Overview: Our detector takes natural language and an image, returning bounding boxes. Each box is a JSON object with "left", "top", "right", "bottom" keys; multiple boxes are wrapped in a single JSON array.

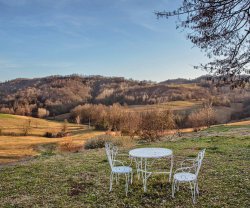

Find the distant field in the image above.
[
  {"left": 1, "top": 112, "right": 249, "bottom": 165},
  {"left": 0, "top": 113, "right": 83, "bottom": 136},
  {"left": 128, "top": 100, "right": 202, "bottom": 112},
  {"left": 167, "top": 83, "right": 201, "bottom": 89},
  {"left": 0, "top": 114, "right": 104, "bottom": 164}
]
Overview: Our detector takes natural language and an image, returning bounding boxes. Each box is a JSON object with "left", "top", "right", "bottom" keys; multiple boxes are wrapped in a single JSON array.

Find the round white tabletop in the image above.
[{"left": 129, "top": 148, "right": 172, "bottom": 159}]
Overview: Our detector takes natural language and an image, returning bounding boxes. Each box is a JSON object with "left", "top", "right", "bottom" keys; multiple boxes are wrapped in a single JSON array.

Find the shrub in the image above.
[
  {"left": 84, "top": 134, "right": 135, "bottom": 150},
  {"left": 187, "top": 104, "right": 216, "bottom": 128},
  {"left": 84, "top": 135, "right": 112, "bottom": 149},
  {"left": 174, "top": 113, "right": 189, "bottom": 129},
  {"left": 57, "top": 131, "right": 69, "bottom": 138},
  {"left": 120, "top": 112, "right": 140, "bottom": 138},
  {"left": 59, "top": 140, "right": 83, "bottom": 153},
  {"left": 62, "top": 119, "right": 69, "bottom": 133},
  {"left": 44, "top": 132, "right": 55, "bottom": 138},
  {"left": 139, "top": 111, "right": 162, "bottom": 141},
  {"left": 0, "top": 107, "right": 14, "bottom": 114},
  {"left": 139, "top": 110, "right": 175, "bottom": 142},
  {"left": 37, "top": 108, "right": 49, "bottom": 118},
  {"left": 44, "top": 131, "right": 69, "bottom": 138},
  {"left": 210, "top": 96, "right": 230, "bottom": 107}
]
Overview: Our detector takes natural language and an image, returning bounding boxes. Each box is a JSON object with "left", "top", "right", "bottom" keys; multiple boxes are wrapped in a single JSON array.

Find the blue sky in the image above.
[{"left": 0, "top": 0, "right": 208, "bottom": 82}]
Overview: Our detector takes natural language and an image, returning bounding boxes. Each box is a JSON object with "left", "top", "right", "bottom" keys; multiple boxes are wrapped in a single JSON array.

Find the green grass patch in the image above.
[
  {"left": 204, "top": 124, "right": 250, "bottom": 133},
  {"left": 0, "top": 113, "right": 15, "bottom": 119}
]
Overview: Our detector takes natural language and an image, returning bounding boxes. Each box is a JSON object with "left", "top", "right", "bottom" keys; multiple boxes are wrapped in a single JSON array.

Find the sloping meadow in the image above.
[{"left": 0, "top": 132, "right": 249, "bottom": 207}]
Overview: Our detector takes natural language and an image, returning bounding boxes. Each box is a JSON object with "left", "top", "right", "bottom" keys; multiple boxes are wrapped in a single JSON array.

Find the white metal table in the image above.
[{"left": 129, "top": 147, "right": 173, "bottom": 192}]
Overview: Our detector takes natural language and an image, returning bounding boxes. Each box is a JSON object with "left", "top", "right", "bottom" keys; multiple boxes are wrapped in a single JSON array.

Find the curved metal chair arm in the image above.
[
  {"left": 175, "top": 165, "right": 195, "bottom": 174},
  {"left": 181, "top": 158, "right": 196, "bottom": 169},
  {"left": 117, "top": 153, "right": 130, "bottom": 159},
  {"left": 113, "top": 159, "right": 125, "bottom": 166},
  {"left": 116, "top": 153, "right": 133, "bottom": 166},
  {"left": 118, "top": 153, "right": 129, "bottom": 156}
]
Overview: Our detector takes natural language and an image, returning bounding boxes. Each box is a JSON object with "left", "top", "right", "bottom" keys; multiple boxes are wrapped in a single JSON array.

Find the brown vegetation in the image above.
[
  {"left": 84, "top": 135, "right": 135, "bottom": 149},
  {"left": 58, "top": 140, "right": 83, "bottom": 153},
  {"left": 0, "top": 75, "right": 216, "bottom": 117},
  {"left": 187, "top": 104, "right": 216, "bottom": 129},
  {"left": 71, "top": 104, "right": 176, "bottom": 141},
  {"left": 0, "top": 114, "right": 104, "bottom": 164},
  {"left": 1, "top": 75, "right": 250, "bottom": 123}
]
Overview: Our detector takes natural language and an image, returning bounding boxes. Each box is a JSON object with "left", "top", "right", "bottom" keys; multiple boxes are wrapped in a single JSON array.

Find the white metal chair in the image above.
[
  {"left": 105, "top": 142, "right": 133, "bottom": 196},
  {"left": 172, "top": 149, "right": 206, "bottom": 204}
]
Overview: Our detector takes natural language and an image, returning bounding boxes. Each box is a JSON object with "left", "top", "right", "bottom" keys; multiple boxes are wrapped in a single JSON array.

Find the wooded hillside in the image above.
[{"left": 0, "top": 75, "right": 249, "bottom": 117}]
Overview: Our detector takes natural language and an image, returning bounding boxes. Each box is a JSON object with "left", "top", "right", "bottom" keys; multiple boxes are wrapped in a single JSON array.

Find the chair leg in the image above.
[
  {"left": 127, "top": 173, "right": 130, "bottom": 186},
  {"left": 172, "top": 179, "right": 176, "bottom": 198},
  {"left": 115, "top": 174, "right": 118, "bottom": 184},
  {"left": 196, "top": 182, "right": 199, "bottom": 196},
  {"left": 125, "top": 173, "right": 129, "bottom": 196},
  {"left": 193, "top": 182, "right": 196, "bottom": 204},
  {"left": 190, "top": 182, "right": 196, "bottom": 204},
  {"left": 110, "top": 172, "right": 113, "bottom": 192},
  {"left": 131, "top": 170, "right": 133, "bottom": 184},
  {"left": 177, "top": 181, "right": 179, "bottom": 191}
]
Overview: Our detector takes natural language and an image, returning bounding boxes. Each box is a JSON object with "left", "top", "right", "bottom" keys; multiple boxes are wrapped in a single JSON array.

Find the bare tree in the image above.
[
  {"left": 62, "top": 119, "right": 69, "bottom": 133},
  {"left": 187, "top": 103, "right": 216, "bottom": 129},
  {"left": 75, "top": 115, "right": 81, "bottom": 125},
  {"left": 120, "top": 111, "right": 141, "bottom": 138},
  {"left": 156, "top": 0, "right": 250, "bottom": 87},
  {"left": 22, "top": 119, "right": 32, "bottom": 136}
]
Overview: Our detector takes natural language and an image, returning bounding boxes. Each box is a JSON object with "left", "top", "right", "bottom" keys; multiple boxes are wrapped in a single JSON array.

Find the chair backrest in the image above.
[
  {"left": 105, "top": 142, "right": 118, "bottom": 169},
  {"left": 194, "top": 149, "right": 206, "bottom": 177}
]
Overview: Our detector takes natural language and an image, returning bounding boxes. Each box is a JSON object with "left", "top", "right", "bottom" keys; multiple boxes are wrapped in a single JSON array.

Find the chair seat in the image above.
[
  {"left": 174, "top": 172, "right": 197, "bottom": 182},
  {"left": 112, "top": 166, "right": 132, "bottom": 173}
]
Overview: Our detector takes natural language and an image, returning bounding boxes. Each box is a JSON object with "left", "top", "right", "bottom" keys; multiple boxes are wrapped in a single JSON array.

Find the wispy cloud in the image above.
[{"left": 0, "top": 58, "right": 21, "bottom": 69}]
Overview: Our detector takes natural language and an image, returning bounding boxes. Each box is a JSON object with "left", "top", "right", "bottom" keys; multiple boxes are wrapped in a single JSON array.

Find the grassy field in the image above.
[
  {"left": 128, "top": 100, "right": 202, "bottom": 112},
  {"left": 1, "top": 113, "right": 250, "bottom": 165},
  {"left": 0, "top": 124, "right": 249, "bottom": 207},
  {"left": 0, "top": 114, "right": 104, "bottom": 164}
]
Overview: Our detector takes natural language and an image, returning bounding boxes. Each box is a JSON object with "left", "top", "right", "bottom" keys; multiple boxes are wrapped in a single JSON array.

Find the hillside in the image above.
[
  {"left": 0, "top": 75, "right": 250, "bottom": 121},
  {"left": 0, "top": 75, "right": 211, "bottom": 116},
  {"left": 0, "top": 114, "right": 104, "bottom": 164}
]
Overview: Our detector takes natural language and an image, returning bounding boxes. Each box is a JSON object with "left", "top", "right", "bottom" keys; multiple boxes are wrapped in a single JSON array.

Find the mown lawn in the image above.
[{"left": 0, "top": 134, "right": 249, "bottom": 207}]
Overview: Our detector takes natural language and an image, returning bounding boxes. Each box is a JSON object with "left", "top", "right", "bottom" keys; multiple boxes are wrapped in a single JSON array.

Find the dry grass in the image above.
[
  {"left": 58, "top": 140, "right": 83, "bottom": 153},
  {"left": 128, "top": 100, "right": 202, "bottom": 112},
  {"left": 0, "top": 132, "right": 104, "bottom": 164},
  {"left": 0, "top": 114, "right": 83, "bottom": 136},
  {"left": 1, "top": 113, "right": 249, "bottom": 165},
  {"left": 168, "top": 83, "right": 201, "bottom": 89},
  {"left": 0, "top": 114, "right": 104, "bottom": 164},
  {"left": 226, "top": 120, "right": 250, "bottom": 126}
]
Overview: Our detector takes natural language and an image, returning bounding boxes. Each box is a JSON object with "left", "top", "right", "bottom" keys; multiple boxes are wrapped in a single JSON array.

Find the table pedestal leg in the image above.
[
  {"left": 143, "top": 158, "right": 147, "bottom": 192},
  {"left": 169, "top": 155, "right": 173, "bottom": 182}
]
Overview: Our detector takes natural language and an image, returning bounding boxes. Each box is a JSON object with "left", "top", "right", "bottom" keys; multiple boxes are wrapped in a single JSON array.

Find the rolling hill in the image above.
[
  {"left": 0, "top": 75, "right": 211, "bottom": 116},
  {"left": 0, "top": 75, "right": 249, "bottom": 122}
]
